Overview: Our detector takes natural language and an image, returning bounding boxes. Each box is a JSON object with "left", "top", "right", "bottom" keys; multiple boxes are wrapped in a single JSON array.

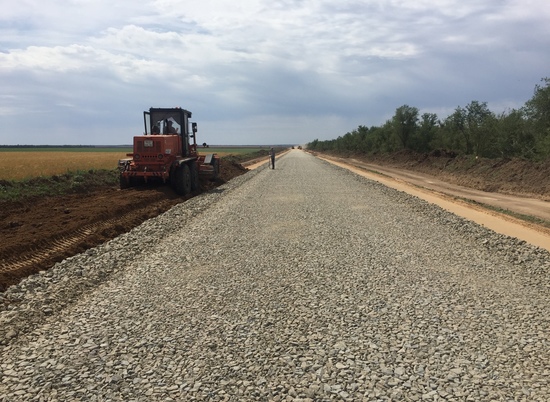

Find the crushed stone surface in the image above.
[{"left": 1, "top": 150, "right": 549, "bottom": 401}]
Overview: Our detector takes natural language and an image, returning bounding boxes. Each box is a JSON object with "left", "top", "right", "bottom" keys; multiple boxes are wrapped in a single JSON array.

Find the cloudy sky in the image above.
[{"left": 1, "top": 0, "right": 549, "bottom": 146}]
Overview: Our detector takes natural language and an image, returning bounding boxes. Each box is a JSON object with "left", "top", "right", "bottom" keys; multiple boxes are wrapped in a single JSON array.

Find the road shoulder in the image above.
[{"left": 317, "top": 154, "right": 550, "bottom": 252}]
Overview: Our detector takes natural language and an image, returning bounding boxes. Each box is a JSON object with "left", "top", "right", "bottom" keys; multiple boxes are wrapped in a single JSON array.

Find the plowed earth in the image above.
[{"left": 0, "top": 160, "right": 249, "bottom": 290}]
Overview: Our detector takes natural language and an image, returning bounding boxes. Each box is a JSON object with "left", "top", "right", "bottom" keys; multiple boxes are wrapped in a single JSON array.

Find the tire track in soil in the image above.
[
  {"left": 0, "top": 160, "right": 248, "bottom": 291},
  {"left": 0, "top": 196, "right": 184, "bottom": 291},
  {"left": 1, "top": 205, "right": 160, "bottom": 277}
]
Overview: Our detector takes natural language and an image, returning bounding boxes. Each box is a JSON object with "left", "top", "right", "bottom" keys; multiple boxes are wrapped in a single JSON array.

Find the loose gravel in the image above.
[{"left": 1, "top": 150, "right": 549, "bottom": 401}]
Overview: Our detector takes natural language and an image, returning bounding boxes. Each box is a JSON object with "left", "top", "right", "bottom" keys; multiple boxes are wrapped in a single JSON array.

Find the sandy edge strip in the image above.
[{"left": 316, "top": 156, "right": 550, "bottom": 252}]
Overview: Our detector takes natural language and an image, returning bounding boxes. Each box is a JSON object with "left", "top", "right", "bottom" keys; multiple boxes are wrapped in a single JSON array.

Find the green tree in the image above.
[
  {"left": 443, "top": 102, "right": 494, "bottom": 156},
  {"left": 465, "top": 100, "right": 495, "bottom": 157},
  {"left": 392, "top": 105, "right": 419, "bottom": 149},
  {"left": 446, "top": 107, "right": 469, "bottom": 154},
  {"left": 524, "top": 77, "right": 550, "bottom": 158},
  {"left": 307, "top": 77, "right": 550, "bottom": 160},
  {"left": 308, "top": 139, "right": 319, "bottom": 150},
  {"left": 495, "top": 109, "right": 534, "bottom": 158},
  {"left": 355, "top": 125, "right": 370, "bottom": 153},
  {"left": 413, "top": 113, "right": 438, "bottom": 153}
]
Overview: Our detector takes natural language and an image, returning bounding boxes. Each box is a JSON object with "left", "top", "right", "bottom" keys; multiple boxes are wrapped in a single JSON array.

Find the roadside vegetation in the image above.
[
  {"left": 308, "top": 77, "right": 550, "bottom": 161},
  {"left": 219, "top": 147, "right": 286, "bottom": 164},
  {"left": 0, "top": 169, "right": 119, "bottom": 202},
  {"left": 198, "top": 147, "right": 268, "bottom": 155},
  {"left": 0, "top": 147, "right": 273, "bottom": 202}
]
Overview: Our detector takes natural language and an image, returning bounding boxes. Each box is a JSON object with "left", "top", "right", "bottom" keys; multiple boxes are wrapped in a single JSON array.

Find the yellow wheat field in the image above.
[
  {"left": 0, "top": 150, "right": 234, "bottom": 181},
  {"left": 0, "top": 152, "right": 130, "bottom": 180}
]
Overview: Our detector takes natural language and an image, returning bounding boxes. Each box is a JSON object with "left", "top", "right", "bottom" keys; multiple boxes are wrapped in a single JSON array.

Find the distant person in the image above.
[
  {"left": 269, "top": 147, "right": 275, "bottom": 169},
  {"left": 152, "top": 125, "right": 160, "bottom": 134},
  {"left": 167, "top": 120, "right": 177, "bottom": 134},
  {"left": 162, "top": 120, "right": 177, "bottom": 134}
]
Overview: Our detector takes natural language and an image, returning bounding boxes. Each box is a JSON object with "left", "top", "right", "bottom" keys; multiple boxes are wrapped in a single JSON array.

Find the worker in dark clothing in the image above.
[
  {"left": 166, "top": 120, "right": 177, "bottom": 134},
  {"left": 269, "top": 147, "right": 275, "bottom": 169},
  {"left": 162, "top": 120, "right": 178, "bottom": 134}
]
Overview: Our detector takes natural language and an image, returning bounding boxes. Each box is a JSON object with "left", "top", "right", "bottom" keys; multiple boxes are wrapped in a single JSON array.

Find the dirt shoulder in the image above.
[
  {"left": 0, "top": 160, "right": 248, "bottom": 291},
  {"left": 319, "top": 153, "right": 550, "bottom": 221},
  {"left": 345, "top": 150, "right": 550, "bottom": 201},
  {"left": 313, "top": 151, "right": 550, "bottom": 251}
]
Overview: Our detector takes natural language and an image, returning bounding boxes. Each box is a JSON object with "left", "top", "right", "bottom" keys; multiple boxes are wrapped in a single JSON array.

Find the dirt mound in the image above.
[
  {"left": 346, "top": 150, "right": 550, "bottom": 201},
  {"left": 0, "top": 160, "right": 248, "bottom": 291}
]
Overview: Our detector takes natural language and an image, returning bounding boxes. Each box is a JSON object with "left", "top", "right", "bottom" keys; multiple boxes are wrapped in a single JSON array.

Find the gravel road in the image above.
[{"left": 1, "top": 150, "right": 549, "bottom": 401}]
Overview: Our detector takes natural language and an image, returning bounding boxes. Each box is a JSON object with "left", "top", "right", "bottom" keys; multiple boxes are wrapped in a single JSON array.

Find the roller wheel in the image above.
[
  {"left": 190, "top": 162, "right": 200, "bottom": 191},
  {"left": 212, "top": 158, "right": 220, "bottom": 180},
  {"left": 174, "top": 164, "right": 191, "bottom": 195},
  {"left": 120, "top": 175, "right": 131, "bottom": 190}
]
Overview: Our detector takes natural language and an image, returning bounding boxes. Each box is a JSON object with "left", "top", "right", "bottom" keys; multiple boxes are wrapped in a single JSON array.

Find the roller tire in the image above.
[
  {"left": 212, "top": 158, "right": 220, "bottom": 180},
  {"left": 174, "top": 164, "right": 191, "bottom": 195},
  {"left": 120, "top": 175, "right": 132, "bottom": 190},
  {"left": 190, "top": 162, "right": 200, "bottom": 191}
]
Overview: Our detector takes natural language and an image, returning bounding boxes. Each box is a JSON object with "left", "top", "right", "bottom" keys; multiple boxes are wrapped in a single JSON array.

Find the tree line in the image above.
[{"left": 308, "top": 78, "right": 550, "bottom": 160}]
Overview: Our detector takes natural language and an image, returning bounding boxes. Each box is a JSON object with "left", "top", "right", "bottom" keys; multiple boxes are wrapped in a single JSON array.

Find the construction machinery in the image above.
[{"left": 118, "top": 107, "right": 220, "bottom": 195}]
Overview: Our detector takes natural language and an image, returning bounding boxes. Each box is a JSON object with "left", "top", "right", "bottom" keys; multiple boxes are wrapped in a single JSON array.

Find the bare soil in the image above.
[
  {"left": 348, "top": 150, "right": 550, "bottom": 201},
  {"left": 0, "top": 160, "right": 249, "bottom": 290},
  {"left": 315, "top": 151, "right": 550, "bottom": 222}
]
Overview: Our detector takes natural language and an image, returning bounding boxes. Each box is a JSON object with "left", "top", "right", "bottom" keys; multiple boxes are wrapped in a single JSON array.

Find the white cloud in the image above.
[{"left": 0, "top": 0, "right": 549, "bottom": 145}]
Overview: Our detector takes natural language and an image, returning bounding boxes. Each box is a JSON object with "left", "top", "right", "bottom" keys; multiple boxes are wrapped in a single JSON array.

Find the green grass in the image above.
[
  {"left": 0, "top": 169, "right": 120, "bottom": 202},
  {"left": 199, "top": 147, "right": 267, "bottom": 154}
]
